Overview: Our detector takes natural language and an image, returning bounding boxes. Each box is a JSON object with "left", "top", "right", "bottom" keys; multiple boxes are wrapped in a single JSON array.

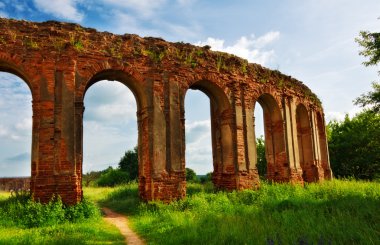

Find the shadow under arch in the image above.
[
  {"left": 0, "top": 62, "right": 35, "bottom": 186},
  {"left": 296, "top": 103, "right": 317, "bottom": 182},
  {"left": 186, "top": 80, "right": 236, "bottom": 189},
  {"left": 254, "top": 93, "right": 289, "bottom": 182}
]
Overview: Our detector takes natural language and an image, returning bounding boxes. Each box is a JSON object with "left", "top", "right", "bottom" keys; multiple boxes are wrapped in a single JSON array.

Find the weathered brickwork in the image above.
[
  {"left": 0, "top": 177, "right": 30, "bottom": 191},
  {"left": 0, "top": 18, "right": 332, "bottom": 205}
]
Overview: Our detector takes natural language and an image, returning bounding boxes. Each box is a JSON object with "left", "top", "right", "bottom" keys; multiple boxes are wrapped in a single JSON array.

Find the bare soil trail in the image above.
[{"left": 102, "top": 207, "right": 145, "bottom": 245}]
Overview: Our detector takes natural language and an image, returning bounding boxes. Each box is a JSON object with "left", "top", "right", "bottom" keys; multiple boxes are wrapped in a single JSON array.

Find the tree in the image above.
[
  {"left": 355, "top": 30, "right": 380, "bottom": 113},
  {"left": 82, "top": 171, "right": 102, "bottom": 187},
  {"left": 328, "top": 111, "right": 380, "bottom": 180},
  {"left": 119, "top": 146, "right": 138, "bottom": 181},
  {"left": 256, "top": 136, "right": 267, "bottom": 178},
  {"left": 356, "top": 31, "right": 380, "bottom": 68},
  {"left": 199, "top": 172, "right": 212, "bottom": 183},
  {"left": 185, "top": 168, "right": 198, "bottom": 182},
  {"left": 354, "top": 82, "right": 380, "bottom": 113}
]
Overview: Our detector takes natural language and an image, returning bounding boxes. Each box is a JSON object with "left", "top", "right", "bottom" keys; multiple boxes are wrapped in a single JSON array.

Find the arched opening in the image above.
[
  {"left": 185, "top": 80, "right": 234, "bottom": 189},
  {"left": 254, "top": 104, "right": 266, "bottom": 178},
  {"left": 296, "top": 104, "right": 315, "bottom": 182},
  {"left": 254, "top": 94, "right": 288, "bottom": 182},
  {"left": 184, "top": 90, "right": 212, "bottom": 182},
  {"left": 317, "top": 112, "right": 331, "bottom": 179},
  {"left": 0, "top": 70, "right": 32, "bottom": 190},
  {"left": 81, "top": 70, "right": 145, "bottom": 192}
]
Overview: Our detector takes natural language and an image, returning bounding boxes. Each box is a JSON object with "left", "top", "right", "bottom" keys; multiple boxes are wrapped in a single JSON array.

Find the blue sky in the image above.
[{"left": 0, "top": 0, "right": 379, "bottom": 176}]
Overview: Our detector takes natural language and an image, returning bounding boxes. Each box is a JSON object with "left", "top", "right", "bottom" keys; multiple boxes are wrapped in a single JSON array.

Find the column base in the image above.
[{"left": 31, "top": 175, "right": 82, "bottom": 205}]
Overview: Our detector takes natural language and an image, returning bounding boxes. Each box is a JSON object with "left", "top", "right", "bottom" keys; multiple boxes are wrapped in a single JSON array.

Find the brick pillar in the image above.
[
  {"left": 310, "top": 110, "right": 327, "bottom": 181},
  {"left": 139, "top": 75, "right": 185, "bottom": 202},
  {"left": 317, "top": 113, "right": 332, "bottom": 179},
  {"left": 232, "top": 84, "right": 260, "bottom": 189},
  {"left": 283, "top": 97, "right": 303, "bottom": 183},
  {"left": 32, "top": 68, "right": 81, "bottom": 205},
  {"left": 30, "top": 66, "right": 57, "bottom": 203}
]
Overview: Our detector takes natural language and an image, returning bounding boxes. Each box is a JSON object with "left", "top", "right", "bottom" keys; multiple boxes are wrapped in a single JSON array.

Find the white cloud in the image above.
[
  {"left": 0, "top": 125, "right": 8, "bottom": 137},
  {"left": 185, "top": 120, "right": 213, "bottom": 174},
  {"left": 15, "top": 118, "right": 32, "bottom": 131},
  {"left": 0, "top": 11, "right": 7, "bottom": 18},
  {"left": 100, "top": 0, "right": 166, "bottom": 18},
  {"left": 195, "top": 31, "right": 280, "bottom": 66},
  {"left": 33, "top": 0, "right": 83, "bottom": 22},
  {"left": 177, "top": 0, "right": 196, "bottom": 6}
]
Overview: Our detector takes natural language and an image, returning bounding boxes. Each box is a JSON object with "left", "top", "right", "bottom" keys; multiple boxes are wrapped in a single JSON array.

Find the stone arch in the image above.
[
  {"left": 185, "top": 80, "right": 236, "bottom": 189},
  {"left": 77, "top": 69, "right": 149, "bottom": 199},
  {"left": 296, "top": 104, "right": 316, "bottom": 182},
  {"left": 0, "top": 60, "right": 36, "bottom": 186},
  {"left": 254, "top": 93, "right": 289, "bottom": 182},
  {"left": 316, "top": 112, "right": 332, "bottom": 179},
  {"left": 81, "top": 69, "right": 147, "bottom": 109},
  {"left": 0, "top": 18, "right": 332, "bottom": 204},
  {"left": 0, "top": 59, "right": 36, "bottom": 98}
]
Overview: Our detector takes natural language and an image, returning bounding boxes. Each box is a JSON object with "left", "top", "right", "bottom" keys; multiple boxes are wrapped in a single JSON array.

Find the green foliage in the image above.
[
  {"left": 69, "top": 33, "right": 85, "bottom": 52},
  {"left": 119, "top": 146, "right": 138, "bottom": 181},
  {"left": 328, "top": 111, "right": 380, "bottom": 180},
  {"left": 83, "top": 170, "right": 102, "bottom": 187},
  {"left": 354, "top": 82, "right": 380, "bottom": 113},
  {"left": 356, "top": 31, "right": 380, "bottom": 69},
  {"left": 199, "top": 172, "right": 212, "bottom": 184},
  {"left": 143, "top": 48, "right": 165, "bottom": 64},
  {"left": 185, "top": 168, "right": 198, "bottom": 182},
  {"left": 0, "top": 193, "right": 99, "bottom": 229},
  {"left": 0, "top": 190, "right": 124, "bottom": 244},
  {"left": 256, "top": 136, "right": 267, "bottom": 177},
  {"left": 96, "top": 180, "right": 380, "bottom": 245},
  {"left": 23, "top": 37, "right": 39, "bottom": 50},
  {"left": 97, "top": 168, "right": 130, "bottom": 187}
]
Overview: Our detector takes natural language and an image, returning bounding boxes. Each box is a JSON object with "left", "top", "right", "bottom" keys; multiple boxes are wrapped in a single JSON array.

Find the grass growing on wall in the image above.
[{"left": 95, "top": 180, "right": 380, "bottom": 245}]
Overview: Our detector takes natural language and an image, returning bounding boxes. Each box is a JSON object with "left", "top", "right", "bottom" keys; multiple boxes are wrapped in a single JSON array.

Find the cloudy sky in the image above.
[{"left": 0, "top": 0, "right": 379, "bottom": 176}]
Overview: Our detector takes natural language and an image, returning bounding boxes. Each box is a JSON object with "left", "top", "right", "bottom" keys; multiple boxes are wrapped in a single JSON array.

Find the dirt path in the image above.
[{"left": 102, "top": 207, "right": 145, "bottom": 245}]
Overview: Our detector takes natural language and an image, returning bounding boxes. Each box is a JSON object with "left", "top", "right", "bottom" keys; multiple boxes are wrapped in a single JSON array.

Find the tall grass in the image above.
[
  {"left": 98, "top": 180, "right": 380, "bottom": 245},
  {"left": 0, "top": 190, "right": 124, "bottom": 244}
]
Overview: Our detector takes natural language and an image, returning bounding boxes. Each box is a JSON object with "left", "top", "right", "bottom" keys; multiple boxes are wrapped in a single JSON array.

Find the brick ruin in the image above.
[
  {"left": 0, "top": 177, "right": 30, "bottom": 191},
  {"left": 0, "top": 18, "right": 332, "bottom": 205}
]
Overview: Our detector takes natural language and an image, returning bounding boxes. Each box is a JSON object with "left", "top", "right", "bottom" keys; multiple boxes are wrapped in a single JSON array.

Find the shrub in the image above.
[
  {"left": 97, "top": 168, "right": 130, "bottom": 187},
  {"left": 0, "top": 192, "right": 99, "bottom": 228}
]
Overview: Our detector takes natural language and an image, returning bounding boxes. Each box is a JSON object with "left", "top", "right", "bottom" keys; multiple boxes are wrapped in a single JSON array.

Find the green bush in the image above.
[
  {"left": 97, "top": 168, "right": 130, "bottom": 187},
  {"left": 0, "top": 192, "right": 99, "bottom": 228}
]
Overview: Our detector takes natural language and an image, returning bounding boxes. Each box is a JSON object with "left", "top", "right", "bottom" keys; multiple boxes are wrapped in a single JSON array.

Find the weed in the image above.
[
  {"left": 142, "top": 48, "right": 166, "bottom": 64},
  {"left": 69, "top": 32, "right": 85, "bottom": 52},
  {"left": 7, "top": 31, "right": 17, "bottom": 42},
  {"left": 23, "top": 37, "right": 39, "bottom": 50},
  {"left": 51, "top": 37, "right": 66, "bottom": 52}
]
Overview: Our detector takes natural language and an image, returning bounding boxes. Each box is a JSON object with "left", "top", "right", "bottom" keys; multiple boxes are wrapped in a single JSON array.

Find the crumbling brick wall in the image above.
[{"left": 0, "top": 18, "right": 332, "bottom": 205}]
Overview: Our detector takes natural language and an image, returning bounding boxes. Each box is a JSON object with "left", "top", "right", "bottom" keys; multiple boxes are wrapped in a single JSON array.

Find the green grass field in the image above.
[
  {"left": 0, "top": 180, "right": 379, "bottom": 244},
  {"left": 0, "top": 190, "right": 124, "bottom": 244},
  {"left": 94, "top": 180, "right": 380, "bottom": 245}
]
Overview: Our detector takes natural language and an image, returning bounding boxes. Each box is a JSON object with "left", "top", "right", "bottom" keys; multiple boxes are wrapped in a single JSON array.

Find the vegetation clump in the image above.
[{"left": 0, "top": 191, "right": 99, "bottom": 229}]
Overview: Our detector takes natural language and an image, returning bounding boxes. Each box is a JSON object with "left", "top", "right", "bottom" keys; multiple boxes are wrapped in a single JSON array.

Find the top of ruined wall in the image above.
[{"left": 0, "top": 17, "right": 321, "bottom": 107}]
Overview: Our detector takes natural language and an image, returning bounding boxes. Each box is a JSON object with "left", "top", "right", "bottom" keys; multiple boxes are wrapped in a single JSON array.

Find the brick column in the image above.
[
  {"left": 283, "top": 96, "right": 303, "bottom": 183},
  {"left": 233, "top": 84, "right": 260, "bottom": 189},
  {"left": 140, "top": 75, "right": 185, "bottom": 202}
]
